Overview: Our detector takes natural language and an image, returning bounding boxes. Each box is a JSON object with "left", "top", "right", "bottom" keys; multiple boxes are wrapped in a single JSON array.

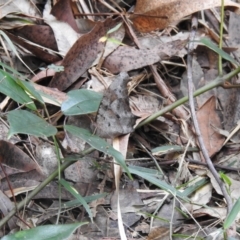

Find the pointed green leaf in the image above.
[
  {"left": 107, "top": 22, "right": 123, "bottom": 34},
  {"left": 60, "top": 179, "right": 92, "bottom": 221},
  {"left": 8, "top": 110, "right": 57, "bottom": 138},
  {"left": 64, "top": 125, "right": 132, "bottom": 179},
  {"left": 219, "top": 171, "right": 232, "bottom": 187},
  {"left": 224, "top": 198, "right": 240, "bottom": 230},
  {"left": 0, "top": 62, "right": 23, "bottom": 76},
  {"left": 200, "top": 38, "right": 238, "bottom": 65},
  {"left": 107, "top": 37, "right": 126, "bottom": 46},
  {"left": 61, "top": 89, "right": 102, "bottom": 115},
  {"left": 63, "top": 193, "right": 107, "bottom": 208},
  {"left": 128, "top": 165, "right": 188, "bottom": 200},
  {"left": 182, "top": 177, "right": 208, "bottom": 197},
  {"left": 2, "top": 222, "right": 88, "bottom": 240},
  {"left": 0, "top": 70, "right": 36, "bottom": 110}
]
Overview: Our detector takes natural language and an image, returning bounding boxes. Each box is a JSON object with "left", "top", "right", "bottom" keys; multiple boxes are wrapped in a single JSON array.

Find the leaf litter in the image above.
[{"left": 1, "top": 0, "right": 240, "bottom": 239}]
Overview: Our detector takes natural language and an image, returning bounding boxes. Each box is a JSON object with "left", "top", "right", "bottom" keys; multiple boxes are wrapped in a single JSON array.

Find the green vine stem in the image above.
[{"left": 137, "top": 66, "right": 240, "bottom": 128}]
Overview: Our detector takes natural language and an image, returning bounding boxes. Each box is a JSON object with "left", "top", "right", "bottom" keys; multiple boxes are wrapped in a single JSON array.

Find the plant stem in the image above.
[{"left": 137, "top": 66, "right": 240, "bottom": 128}]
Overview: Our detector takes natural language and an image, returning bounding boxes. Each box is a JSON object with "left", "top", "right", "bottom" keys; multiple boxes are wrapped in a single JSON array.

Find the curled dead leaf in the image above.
[{"left": 132, "top": 0, "right": 240, "bottom": 32}]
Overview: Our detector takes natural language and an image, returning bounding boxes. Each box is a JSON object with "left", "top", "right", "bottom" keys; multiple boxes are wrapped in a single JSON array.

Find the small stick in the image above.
[{"left": 187, "top": 14, "right": 232, "bottom": 213}]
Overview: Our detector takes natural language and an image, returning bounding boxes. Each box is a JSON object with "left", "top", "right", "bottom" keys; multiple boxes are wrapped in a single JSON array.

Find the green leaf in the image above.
[
  {"left": 63, "top": 193, "right": 107, "bottom": 208},
  {"left": 107, "top": 22, "right": 123, "bottom": 34},
  {"left": 60, "top": 179, "right": 93, "bottom": 221},
  {"left": 0, "top": 69, "right": 36, "bottom": 110},
  {"left": 182, "top": 177, "right": 209, "bottom": 197},
  {"left": 64, "top": 125, "right": 132, "bottom": 179},
  {"left": 61, "top": 89, "right": 102, "bottom": 115},
  {"left": 219, "top": 171, "right": 232, "bottom": 187},
  {"left": 224, "top": 198, "right": 240, "bottom": 230},
  {"left": 0, "top": 62, "right": 26, "bottom": 78},
  {"left": 128, "top": 165, "right": 163, "bottom": 177},
  {"left": 128, "top": 165, "right": 188, "bottom": 200},
  {"left": 200, "top": 38, "right": 238, "bottom": 65},
  {"left": 107, "top": 37, "right": 126, "bottom": 46},
  {"left": 7, "top": 110, "right": 57, "bottom": 138},
  {"left": 2, "top": 222, "right": 88, "bottom": 240}
]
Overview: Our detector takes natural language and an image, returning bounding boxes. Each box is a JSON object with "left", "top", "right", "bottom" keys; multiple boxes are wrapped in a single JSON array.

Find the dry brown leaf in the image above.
[
  {"left": 14, "top": 25, "right": 58, "bottom": 52},
  {"left": 147, "top": 227, "right": 170, "bottom": 240},
  {"left": 32, "top": 83, "right": 67, "bottom": 106},
  {"left": 44, "top": 0, "right": 80, "bottom": 56},
  {"left": 5, "top": 31, "right": 61, "bottom": 63},
  {"left": 1, "top": 169, "right": 44, "bottom": 198},
  {"left": 196, "top": 96, "right": 225, "bottom": 157},
  {"left": 1, "top": 170, "right": 43, "bottom": 198},
  {"left": 49, "top": 18, "right": 116, "bottom": 91},
  {"left": 0, "top": 140, "right": 43, "bottom": 179},
  {"left": 194, "top": 206, "right": 226, "bottom": 219},
  {"left": 51, "top": 0, "right": 79, "bottom": 33},
  {"left": 132, "top": 0, "right": 240, "bottom": 32},
  {"left": 103, "top": 46, "right": 160, "bottom": 73},
  {"left": 103, "top": 39, "right": 187, "bottom": 74},
  {"left": 4, "top": 185, "right": 39, "bottom": 198}
]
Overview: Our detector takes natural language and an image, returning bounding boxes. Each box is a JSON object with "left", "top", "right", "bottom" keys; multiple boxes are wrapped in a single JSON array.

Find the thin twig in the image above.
[{"left": 187, "top": 14, "right": 232, "bottom": 213}]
